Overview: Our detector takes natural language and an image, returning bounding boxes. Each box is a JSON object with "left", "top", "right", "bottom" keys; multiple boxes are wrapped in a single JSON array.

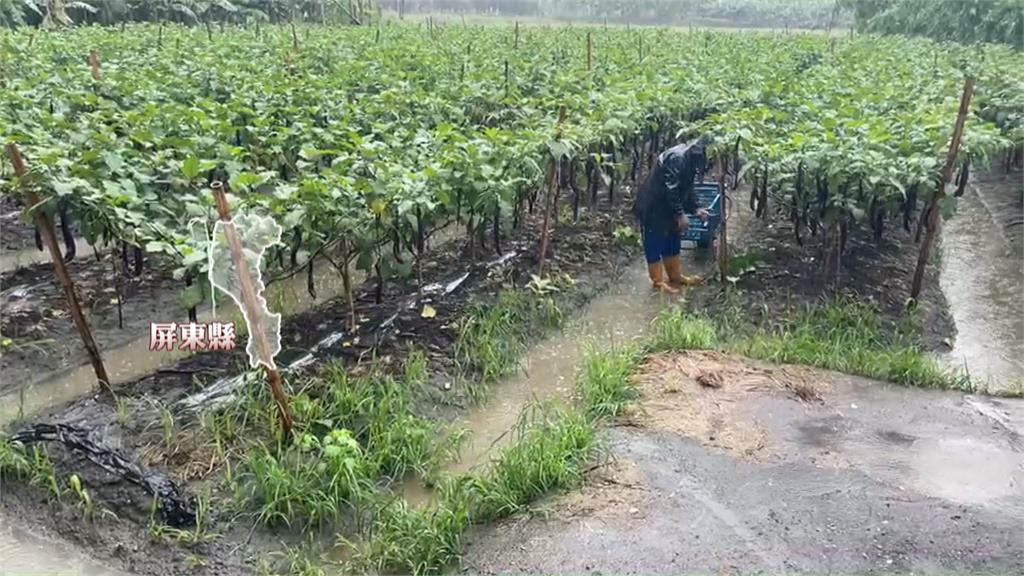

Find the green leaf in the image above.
[
  {"left": 182, "top": 155, "right": 202, "bottom": 180},
  {"left": 179, "top": 283, "right": 205, "bottom": 310},
  {"left": 103, "top": 151, "right": 124, "bottom": 173}
]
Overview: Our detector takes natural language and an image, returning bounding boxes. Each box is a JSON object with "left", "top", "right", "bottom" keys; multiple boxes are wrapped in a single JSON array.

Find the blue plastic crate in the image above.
[{"left": 680, "top": 183, "right": 722, "bottom": 249}]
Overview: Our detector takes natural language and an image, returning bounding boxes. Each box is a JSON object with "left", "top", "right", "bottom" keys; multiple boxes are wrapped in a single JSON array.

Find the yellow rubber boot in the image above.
[
  {"left": 648, "top": 261, "right": 679, "bottom": 294},
  {"left": 664, "top": 255, "right": 702, "bottom": 287}
]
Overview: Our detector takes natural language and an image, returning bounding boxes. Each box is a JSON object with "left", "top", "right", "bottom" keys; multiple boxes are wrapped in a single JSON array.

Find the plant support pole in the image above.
[
  {"left": 537, "top": 107, "right": 567, "bottom": 276},
  {"left": 911, "top": 76, "right": 974, "bottom": 301},
  {"left": 6, "top": 143, "right": 111, "bottom": 394},
  {"left": 211, "top": 182, "right": 294, "bottom": 436},
  {"left": 717, "top": 157, "right": 729, "bottom": 283}
]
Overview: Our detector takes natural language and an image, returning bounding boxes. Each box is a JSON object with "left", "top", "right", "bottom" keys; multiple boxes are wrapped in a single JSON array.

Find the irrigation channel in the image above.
[
  {"left": 939, "top": 169, "right": 1024, "bottom": 391},
  {"left": 2, "top": 174, "right": 1023, "bottom": 573}
]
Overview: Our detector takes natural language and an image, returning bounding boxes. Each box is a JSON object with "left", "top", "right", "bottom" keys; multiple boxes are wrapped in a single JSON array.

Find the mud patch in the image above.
[
  {"left": 552, "top": 457, "right": 650, "bottom": 522},
  {"left": 624, "top": 351, "right": 825, "bottom": 458}
]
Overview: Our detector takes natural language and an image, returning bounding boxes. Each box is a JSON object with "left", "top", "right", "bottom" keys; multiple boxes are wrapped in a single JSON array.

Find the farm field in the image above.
[{"left": 1, "top": 17, "right": 1023, "bottom": 576}]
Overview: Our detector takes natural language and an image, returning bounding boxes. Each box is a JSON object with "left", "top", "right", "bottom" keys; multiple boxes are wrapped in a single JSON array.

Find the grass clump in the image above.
[
  {"left": 0, "top": 436, "right": 63, "bottom": 501},
  {"left": 348, "top": 479, "right": 474, "bottom": 575},
  {"left": 473, "top": 402, "right": 597, "bottom": 519},
  {"left": 240, "top": 353, "right": 457, "bottom": 528},
  {"left": 576, "top": 345, "right": 642, "bottom": 420},
  {"left": 737, "top": 300, "right": 974, "bottom": 391},
  {"left": 353, "top": 400, "right": 598, "bottom": 575},
  {"left": 455, "top": 290, "right": 562, "bottom": 388},
  {"left": 649, "top": 307, "right": 719, "bottom": 351}
]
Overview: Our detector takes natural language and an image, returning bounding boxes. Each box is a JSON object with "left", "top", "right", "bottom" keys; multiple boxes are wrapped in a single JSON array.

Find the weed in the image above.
[
  {"left": 161, "top": 405, "right": 176, "bottom": 447},
  {"left": 735, "top": 300, "right": 975, "bottom": 391},
  {"left": 0, "top": 438, "right": 63, "bottom": 501},
  {"left": 150, "top": 491, "right": 219, "bottom": 546},
  {"left": 473, "top": 401, "right": 597, "bottom": 520},
  {"left": 353, "top": 400, "right": 598, "bottom": 574},
  {"left": 455, "top": 290, "right": 562, "bottom": 387},
  {"left": 113, "top": 393, "right": 132, "bottom": 428},
  {"left": 0, "top": 436, "right": 32, "bottom": 480},
  {"left": 241, "top": 358, "right": 453, "bottom": 528},
  {"left": 649, "top": 306, "right": 719, "bottom": 351},
  {"left": 68, "top": 473, "right": 95, "bottom": 519},
  {"left": 612, "top": 225, "right": 641, "bottom": 247},
  {"left": 346, "top": 480, "right": 473, "bottom": 575},
  {"left": 576, "top": 345, "right": 642, "bottom": 420}
]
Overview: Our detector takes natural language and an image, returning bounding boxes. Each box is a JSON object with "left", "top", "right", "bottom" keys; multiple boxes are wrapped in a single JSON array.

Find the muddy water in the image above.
[
  {"left": 0, "top": 240, "right": 97, "bottom": 274},
  {"left": 407, "top": 203, "right": 748, "bottom": 502},
  {"left": 939, "top": 169, "right": 1024, "bottom": 392},
  {"left": 0, "top": 516, "right": 125, "bottom": 576},
  {"left": 0, "top": 258, "right": 362, "bottom": 423}
]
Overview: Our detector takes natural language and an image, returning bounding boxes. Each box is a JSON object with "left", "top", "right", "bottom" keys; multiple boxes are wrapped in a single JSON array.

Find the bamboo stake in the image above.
[
  {"left": 6, "top": 143, "right": 110, "bottom": 394},
  {"left": 910, "top": 76, "right": 974, "bottom": 301},
  {"left": 211, "top": 182, "right": 293, "bottom": 436}
]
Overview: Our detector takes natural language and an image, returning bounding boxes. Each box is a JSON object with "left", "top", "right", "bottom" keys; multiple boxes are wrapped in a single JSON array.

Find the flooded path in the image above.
[{"left": 939, "top": 168, "right": 1024, "bottom": 392}]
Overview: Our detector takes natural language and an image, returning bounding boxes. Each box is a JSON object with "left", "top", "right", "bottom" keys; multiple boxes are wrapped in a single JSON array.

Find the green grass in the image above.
[
  {"left": 454, "top": 290, "right": 563, "bottom": 391},
  {"left": 473, "top": 402, "right": 597, "bottom": 519},
  {"left": 576, "top": 345, "right": 643, "bottom": 420},
  {"left": 351, "top": 400, "right": 599, "bottom": 575},
  {"left": 649, "top": 306, "right": 719, "bottom": 351},
  {"left": 735, "top": 300, "right": 976, "bottom": 392},
  {"left": 238, "top": 352, "right": 459, "bottom": 529},
  {"left": 0, "top": 436, "right": 63, "bottom": 501},
  {"left": 347, "top": 479, "right": 473, "bottom": 575}
]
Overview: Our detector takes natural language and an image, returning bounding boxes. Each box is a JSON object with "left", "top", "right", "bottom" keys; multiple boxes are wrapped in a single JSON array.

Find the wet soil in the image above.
[
  {"left": 0, "top": 195, "right": 36, "bottom": 253},
  {"left": 1, "top": 249, "right": 184, "bottom": 398},
  {"left": 691, "top": 194, "right": 955, "bottom": 351},
  {"left": 462, "top": 352, "right": 1024, "bottom": 575}
]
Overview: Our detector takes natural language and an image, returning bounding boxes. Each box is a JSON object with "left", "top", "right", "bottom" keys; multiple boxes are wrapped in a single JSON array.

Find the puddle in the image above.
[
  {"left": 0, "top": 240, "right": 97, "bottom": 275},
  {"left": 908, "top": 437, "right": 1023, "bottom": 506},
  {"left": 0, "top": 515, "right": 124, "bottom": 576},
  {"left": 940, "top": 169, "right": 1024, "bottom": 392}
]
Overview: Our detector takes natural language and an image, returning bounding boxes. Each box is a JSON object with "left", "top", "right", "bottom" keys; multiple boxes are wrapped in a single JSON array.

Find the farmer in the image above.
[{"left": 632, "top": 137, "right": 711, "bottom": 293}]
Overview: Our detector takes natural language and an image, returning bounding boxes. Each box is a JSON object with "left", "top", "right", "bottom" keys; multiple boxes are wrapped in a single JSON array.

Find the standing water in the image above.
[
  {"left": 0, "top": 515, "right": 125, "bottom": 576},
  {"left": 939, "top": 168, "right": 1024, "bottom": 392}
]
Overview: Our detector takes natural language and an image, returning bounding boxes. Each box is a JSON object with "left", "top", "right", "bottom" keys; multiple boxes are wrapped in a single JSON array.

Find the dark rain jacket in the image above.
[{"left": 632, "top": 143, "right": 702, "bottom": 236}]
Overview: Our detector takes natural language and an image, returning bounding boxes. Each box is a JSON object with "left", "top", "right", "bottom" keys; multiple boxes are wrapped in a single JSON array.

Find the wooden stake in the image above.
[
  {"left": 6, "top": 143, "right": 110, "bottom": 394},
  {"left": 910, "top": 76, "right": 974, "bottom": 301},
  {"left": 587, "top": 31, "right": 592, "bottom": 71},
  {"left": 88, "top": 50, "right": 101, "bottom": 81},
  {"left": 211, "top": 182, "right": 293, "bottom": 436},
  {"left": 514, "top": 21, "right": 519, "bottom": 49},
  {"left": 538, "top": 107, "right": 567, "bottom": 276},
  {"left": 717, "top": 157, "right": 729, "bottom": 284},
  {"left": 291, "top": 21, "right": 299, "bottom": 51}
]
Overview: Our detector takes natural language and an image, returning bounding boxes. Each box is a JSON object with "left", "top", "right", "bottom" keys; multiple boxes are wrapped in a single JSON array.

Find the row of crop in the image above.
[{"left": 2, "top": 24, "right": 1019, "bottom": 314}]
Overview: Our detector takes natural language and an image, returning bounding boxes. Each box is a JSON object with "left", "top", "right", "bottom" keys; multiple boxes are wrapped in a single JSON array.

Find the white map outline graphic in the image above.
[{"left": 207, "top": 214, "right": 283, "bottom": 369}]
